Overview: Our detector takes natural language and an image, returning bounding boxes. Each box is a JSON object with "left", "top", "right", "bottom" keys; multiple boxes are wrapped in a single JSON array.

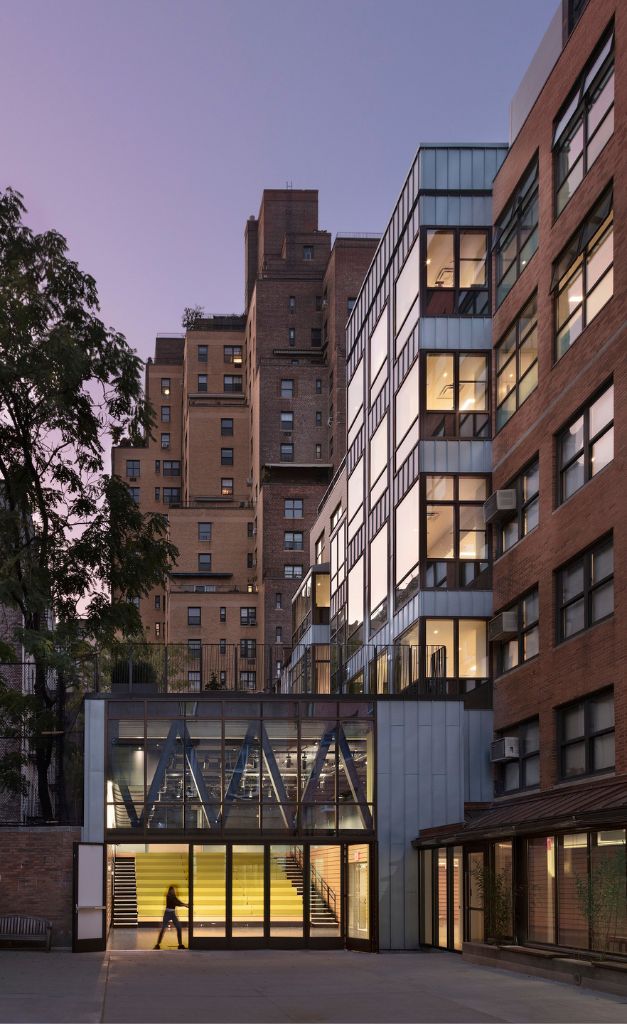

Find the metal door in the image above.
[{"left": 72, "top": 842, "right": 107, "bottom": 952}]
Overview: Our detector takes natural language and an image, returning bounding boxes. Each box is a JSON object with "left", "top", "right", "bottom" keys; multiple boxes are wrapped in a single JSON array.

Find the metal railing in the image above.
[{"left": 293, "top": 847, "right": 337, "bottom": 919}]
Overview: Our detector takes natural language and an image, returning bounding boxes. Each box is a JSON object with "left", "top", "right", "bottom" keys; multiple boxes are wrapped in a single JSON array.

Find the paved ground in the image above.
[{"left": 0, "top": 948, "right": 626, "bottom": 1023}]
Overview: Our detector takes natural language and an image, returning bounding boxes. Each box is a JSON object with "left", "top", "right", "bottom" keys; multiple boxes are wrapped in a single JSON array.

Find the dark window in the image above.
[
  {"left": 315, "top": 379, "right": 322, "bottom": 396},
  {"left": 126, "top": 459, "right": 140, "bottom": 478},
  {"left": 330, "top": 503, "right": 342, "bottom": 531},
  {"left": 284, "top": 531, "right": 304, "bottom": 551},
  {"left": 498, "top": 458, "right": 539, "bottom": 556},
  {"left": 288, "top": 296, "right": 296, "bottom": 312},
  {"left": 495, "top": 589, "right": 539, "bottom": 675},
  {"left": 240, "top": 607, "right": 256, "bottom": 626},
  {"left": 280, "top": 443, "right": 294, "bottom": 462},
  {"left": 198, "top": 522, "right": 212, "bottom": 541},
  {"left": 161, "top": 433, "right": 170, "bottom": 449},
  {"left": 223, "top": 375, "right": 243, "bottom": 393},
  {"left": 154, "top": 595, "right": 161, "bottom": 610},
  {"left": 495, "top": 157, "right": 539, "bottom": 306},
  {"left": 219, "top": 607, "right": 226, "bottom": 622},
  {"left": 197, "top": 374, "right": 208, "bottom": 393},
  {"left": 554, "top": 30, "right": 614, "bottom": 215},
  {"left": 198, "top": 553, "right": 212, "bottom": 572},
  {"left": 275, "top": 627, "right": 283, "bottom": 643},
  {"left": 240, "top": 639, "right": 256, "bottom": 659},
  {"left": 315, "top": 533, "right": 324, "bottom": 563},
  {"left": 568, "top": 0, "right": 590, "bottom": 33},
  {"left": 315, "top": 411, "right": 322, "bottom": 427},
  {"left": 219, "top": 638, "right": 226, "bottom": 654},
  {"left": 221, "top": 448, "right": 234, "bottom": 466},
  {"left": 284, "top": 564, "right": 303, "bottom": 579},
  {"left": 163, "top": 460, "right": 180, "bottom": 476},
  {"left": 303, "top": 245, "right": 313, "bottom": 261},
  {"left": 496, "top": 293, "right": 538, "bottom": 430},
  {"left": 284, "top": 498, "right": 303, "bottom": 518},
  {"left": 154, "top": 487, "right": 160, "bottom": 502},
  {"left": 347, "top": 297, "right": 356, "bottom": 314},
  {"left": 154, "top": 460, "right": 161, "bottom": 474},
  {"left": 281, "top": 379, "right": 294, "bottom": 398},
  {"left": 221, "top": 418, "right": 234, "bottom": 436},
  {"left": 188, "top": 607, "right": 201, "bottom": 626},
  {"left": 498, "top": 718, "right": 540, "bottom": 794},
  {"left": 163, "top": 487, "right": 181, "bottom": 505},
  {"left": 558, "top": 383, "right": 613, "bottom": 503},
  {"left": 161, "top": 378, "right": 171, "bottom": 396},
  {"left": 424, "top": 229, "right": 489, "bottom": 316},
  {"left": 557, "top": 534, "right": 613, "bottom": 642},
  {"left": 247, "top": 522, "right": 254, "bottom": 538},
  {"left": 188, "top": 639, "right": 201, "bottom": 659},
  {"left": 247, "top": 552, "right": 254, "bottom": 568},
  {"left": 311, "top": 328, "right": 322, "bottom": 347},
  {"left": 275, "top": 592, "right": 282, "bottom": 609},
  {"left": 280, "top": 411, "right": 293, "bottom": 431},
  {"left": 161, "top": 406, "right": 171, "bottom": 422},
  {"left": 315, "top": 444, "right": 322, "bottom": 460},
  {"left": 224, "top": 346, "right": 242, "bottom": 365},
  {"left": 239, "top": 671, "right": 257, "bottom": 689},
  {"left": 558, "top": 688, "right": 614, "bottom": 779},
  {"left": 553, "top": 187, "right": 613, "bottom": 360},
  {"left": 128, "top": 486, "right": 140, "bottom": 504},
  {"left": 197, "top": 344, "right": 208, "bottom": 362},
  {"left": 288, "top": 328, "right": 296, "bottom": 346},
  {"left": 315, "top": 295, "right": 323, "bottom": 311},
  {"left": 424, "top": 351, "right": 490, "bottom": 439},
  {"left": 221, "top": 478, "right": 234, "bottom": 496}
]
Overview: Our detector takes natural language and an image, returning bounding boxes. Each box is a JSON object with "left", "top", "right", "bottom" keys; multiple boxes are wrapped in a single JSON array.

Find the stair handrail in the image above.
[{"left": 292, "top": 848, "right": 337, "bottom": 919}]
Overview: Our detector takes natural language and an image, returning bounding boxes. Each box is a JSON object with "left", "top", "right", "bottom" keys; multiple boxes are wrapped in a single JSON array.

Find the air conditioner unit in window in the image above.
[
  {"left": 483, "top": 489, "right": 517, "bottom": 524},
  {"left": 128, "top": 476, "right": 138, "bottom": 482},
  {"left": 490, "top": 737, "right": 519, "bottom": 763},
  {"left": 488, "top": 610, "right": 518, "bottom": 642}
]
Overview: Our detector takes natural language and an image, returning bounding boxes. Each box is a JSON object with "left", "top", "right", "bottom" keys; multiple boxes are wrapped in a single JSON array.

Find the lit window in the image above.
[
  {"left": 395, "top": 482, "right": 419, "bottom": 608},
  {"left": 425, "top": 476, "right": 489, "bottom": 590},
  {"left": 221, "top": 478, "right": 234, "bottom": 496},
  {"left": 425, "top": 230, "right": 488, "bottom": 315},
  {"left": 425, "top": 618, "right": 487, "bottom": 681},
  {"left": 224, "top": 346, "right": 243, "bottom": 365},
  {"left": 558, "top": 383, "right": 613, "bottom": 502},
  {"left": 425, "top": 352, "right": 489, "bottom": 439},
  {"left": 495, "top": 157, "right": 538, "bottom": 306},
  {"left": 496, "top": 293, "right": 538, "bottom": 430}
]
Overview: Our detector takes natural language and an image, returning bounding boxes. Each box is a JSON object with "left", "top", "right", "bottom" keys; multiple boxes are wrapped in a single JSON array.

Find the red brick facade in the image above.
[{"left": 0, "top": 828, "right": 80, "bottom": 946}]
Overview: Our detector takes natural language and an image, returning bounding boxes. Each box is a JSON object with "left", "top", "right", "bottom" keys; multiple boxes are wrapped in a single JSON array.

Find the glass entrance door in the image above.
[
  {"left": 346, "top": 843, "right": 373, "bottom": 950},
  {"left": 232, "top": 845, "right": 264, "bottom": 938}
]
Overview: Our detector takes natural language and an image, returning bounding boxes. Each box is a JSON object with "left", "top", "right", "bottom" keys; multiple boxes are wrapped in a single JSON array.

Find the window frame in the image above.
[
  {"left": 198, "top": 522, "right": 212, "bottom": 542},
  {"left": 220, "top": 448, "right": 234, "bottom": 466},
  {"left": 280, "top": 443, "right": 294, "bottom": 462},
  {"left": 284, "top": 498, "right": 303, "bottom": 519},
  {"left": 495, "top": 293, "right": 538, "bottom": 431},
  {"left": 220, "top": 418, "right": 234, "bottom": 436},
  {"left": 284, "top": 564, "right": 303, "bottom": 580},
  {"left": 197, "top": 344, "right": 208, "bottom": 362},
  {"left": 423, "top": 350, "right": 490, "bottom": 440},
  {"left": 280, "top": 379, "right": 294, "bottom": 399},
  {"left": 557, "top": 381, "right": 613, "bottom": 504},
  {"left": 187, "top": 606, "right": 201, "bottom": 627},
  {"left": 497, "top": 717, "right": 540, "bottom": 795},
  {"left": 496, "top": 456, "right": 539, "bottom": 558},
  {"left": 197, "top": 553, "right": 212, "bottom": 573},
  {"left": 423, "top": 475, "right": 490, "bottom": 591},
  {"left": 162, "top": 460, "right": 180, "bottom": 477},
  {"left": 556, "top": 534, "right": 613, "bottom": 643},
  {"left": 494, "top": 156, "right": 539, "bottom": 307},
  {"left": 162, "top": 487, "right": 180, "bottom": 505},
  {"left": 223, "top": 375, "right": 243, "bottom": 393},
  {"left": 223, "top": 345, "right": 243, "bottom": 365},
  {"left": 220, "top": 478, "right": 234, "bottom": 496},
  {"left": 558, "top": 687, "right": 615, "bottom": 780},
  {"left": 494, "top": 587, "right": 540, "bottom": 677},
  {"left": 284, "top": 531, "right": 304, "bottom": 551},
  {"left": 197, "top": 374, "right": 208, "bottom": 393},
  {"left": 421, "top": 228, "right": 490, "bottom": 317}
]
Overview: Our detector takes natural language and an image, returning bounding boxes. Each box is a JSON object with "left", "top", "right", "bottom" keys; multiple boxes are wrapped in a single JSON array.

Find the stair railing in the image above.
[{"left": 292, "top": 849, "right": 337, "bottom": 920}]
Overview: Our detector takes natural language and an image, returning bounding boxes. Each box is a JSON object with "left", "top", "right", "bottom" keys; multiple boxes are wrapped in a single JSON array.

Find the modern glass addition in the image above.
[
  {"left": 369, "top": 415, "right": 388, "bottom": 508},
  {"left": 425, "top": 352, "right": 489, "bottom": 439},
  {"left": 498, "top": 458, "right": 539, "bottom": 556},
  {"left": 557, "top": 534, "right": 613, "bottom": 642},
  {"left": 347, "top": 458, "right": 364, "bottom": 542},
  {"left": 558, "top": 688, "right": 615, "bottom": 779},
  {"left": 395, "top": 482, "right": 419, "bottom": 608},
  {"left": 424, "top": 229, "right": 488, "bottom": 315},
  {"left": 554, "top": 30, "right": 614, "bottom": 215},
  {"left": 495, "top": 158, "right": 539, "bottom": 306},
  {"left": 496, "top": 293, "right": 538, "bottom": 430},
  {"left": 558, "top": 383, "right": 613, "bottom": 502},
  {"left": 369, "top": 309, "right": 388, "bottom": 395},
  {"left": 425, "top": 475, "right": 489, "bottom": 590},
  {"left": 395, "top": 238, "right": 420, "bottom": 334},
  {"left": 554, "top": 188, "right": 613, "bottom": 359},
  {"left": 369, "top": 524, "right": 388, "bottom": 631},
  {"left": 495, "top": 589, "right": 539, "bottom": 676},
  {"left": 395, "top": 361, "right": 419, "bottom": 468},
  {"left": 424, "top": 619, "right": 487, "bottom": 684}
]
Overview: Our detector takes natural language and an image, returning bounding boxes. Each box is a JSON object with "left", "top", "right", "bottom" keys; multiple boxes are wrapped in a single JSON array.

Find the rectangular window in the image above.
[
  {"left": 424, "top": 230, "right": 489, "bottom": 316},
  {"left": 370, "top": 415, "right": 388, "bottom": 507},
  {"left": 315, "top": 379, "right": 322, "bottom": 395},
  {"left": 554, "top": 31, "right": 614, "bottom": 215},
  {"left": 160, "top": 433, "right": 170, "bottom": 449},
  {"left": 303, "top": 245, "right": 313, "bottom": 261},
  {"left": 280, "top": 411, "right": 294, "bottom": 430},
  {"left": 154, "top": 487, "right": 160, "bottom": 502},
  {"left": 554, "top": 187, "right": 613, "bottom": 360},
  {"left": 219, "top": 607, "right": 226, "bottom": 622},
  {"left": 315, "top": 411, "right": 322, "bottom": 427},
  {"left": 154, "top": 622, "right": 161, "bottom": 638},
  {"left": 425, "top": 618, "right": 487, "bottom": 681},
  {"left": 347, "top": 556, "right": 364, "bottom": 641},
  {"left": 221, "top": 448, "right": 234, "bottom": 465},
  {"left": 498, "top": 457, "right": 539, "bottom": 556},
  {"left": 126, "top": 459, "right": 140, "bottom": 478},
  {"left": 425, "top": 475, "right": 489, "bottom": 590},
  {"left": 161, "top": 378, "right": 171, "bottom": 396},
  {"left": 395, "top": 481, "right": 420, "bottom": 607},
  {"left": 284, "top": 531, "right": 304, "bottom": 551},
  {"left": 499, "top": 718, "right": 540, "bottom": 794},
  {"left": 275, "top": 593, "right": 282, "bottom": 609},
  {"left": 347, "top": 297, "right": 356, "bottom": 314},
  {"left": 288, "top": 327, "right": 296, "bottom": 346},
  {"left": 221, "top": 417, "right": 233, "bottom": 436},
  {"left": 154, "top": 460, "right": 160, "bottom": 474},
  {"left": 198, "top": 522, "right": 212, "bottom": 542},
  {"left": 246, "top": 552, "right": 254, "bottom": 569},
  {"left": 311, "top": 328, "right": 322, "bottom": 347},
  {"left": 162, "top": 460, "right": 180, "bottom": 476},
  {"left": 557, "top": 534, "right": 613, "bottom": 642},
  {"left": 395, "top": 237, "right": 420, "bottom": 333},
  {"left": 495, "top": 589, "right": 539, "bottom": 675},
  {"left": 369, "top": 308, "right": 388, "bottom": 391},
  {"left": 224, "top": 345, "right": 243, "bottom": 365},
  {"left": 424, "top": 352, "right": 489, "bottom": 439},
  {"left": 240, "top": 607, "right": 257, "bottom": 626},
  {"left": 347, "top": 457, "right": 364, "bottom": 542},
  {"left": 239, "top": 671, "right": 257, "bottom": 689},
  {"left": 223, "top": 375, "right": 243, "bottom": 393},
  {"left": 330, "top": 503, "right": 342, "bottom": 531},
  {"left": 315, "top": 533, "right": 324, "bottom": 563},
  {"left": 128, "top": 486, "right": 140, "bottom": 504},
  {"left": 154, "top": 595, "right": 161, "bottom": 610},
  {"left": 188, "top": 639, "right": 201, "bottom": 658},
  {"left": 239, "top": 640, "right": 257, "bottom": 659},
  {"left": 558, "top": 382, "right": 613, "bottom": 502},
  {"left": 221, "top": 478, "right": 234, "bottom": 496},
  {"left": 198, "top": 553, "right": 212, "bottom": 572},
  {"left": 197, "top": 344, "right": 208, "bottom": 362},
  {"left": 559, "top": 688, "right": 614, "bottom": 779},
  {"left": 284, "top": 498, "right": 303, "bottom": 519},
  {"left": 162, "top": 487, "right": 180, "bottom": 505},
  {"left": 315, "top": 443, "right": 321, "bottom": 460},
  {"left": 280, "top": 379, "right": 294, "bottom": 398},
  {"left": 280, "top": 443, "right": 294, "bottom": 462},
  {"left": 161, "top": 405, "right": 171, "bottom": 422},
  {"left": 347, "top": 359, "right": 364, "bottom": 432},
  {"left": 288, "top": 295, "right": 296, "bottom": 312},
  {"left": 247, "top": 522, "right": 254, "bottom": 538},
  {"left": 496, "top": 293, "right": 538, "bottom": 430},
  {"left": 527, "top": 838, "right": 556, "bottom": 943},
  {"left": 284, "top": 564, "right": 303, "bottom": 579},
  {"left": 188, "top": 607, "right": 201, "bottom": 626},
  {"left": 197, "top": 374, "right": 208, "bottom": 393},
  {"left": 370, "top": 523, "right": 388, "bottom": 630},
  {"left": 495, "top": 157, "right": 539, "bottom": 306}
]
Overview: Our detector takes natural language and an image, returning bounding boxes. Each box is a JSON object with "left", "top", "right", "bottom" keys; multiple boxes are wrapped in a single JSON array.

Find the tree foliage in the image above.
[{"left": 0, "top": 188, "right": 178, "bottom": 819}]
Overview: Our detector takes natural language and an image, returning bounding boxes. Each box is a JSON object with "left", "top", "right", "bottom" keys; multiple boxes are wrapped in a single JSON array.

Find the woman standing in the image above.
[{"left": 154, "top": 885, "right": 187, "bottom": 949}]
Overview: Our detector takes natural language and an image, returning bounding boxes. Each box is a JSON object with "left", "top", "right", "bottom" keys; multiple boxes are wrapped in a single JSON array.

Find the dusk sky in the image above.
[{"left": 1, "top": 0, "right": 556, "bottom": 362}]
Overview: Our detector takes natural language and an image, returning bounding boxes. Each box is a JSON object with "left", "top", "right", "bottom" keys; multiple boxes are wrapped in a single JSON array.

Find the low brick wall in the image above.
[{"left": 0, "top": 827, "right": 80, "bottom": 947}]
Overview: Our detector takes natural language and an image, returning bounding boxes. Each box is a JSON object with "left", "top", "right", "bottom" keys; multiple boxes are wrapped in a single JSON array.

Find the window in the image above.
[
  {"left": 187, "top": 669, "right": 200, "bottom": 687},
  {"left": 498, "top": 719, "right": 540, "bottom": 794},
  {"left": 315, "top": 379, "right": 322, "bottom": 395},
  {"left": 347, "top": 359, "right": 364, "bottom": 434},
  {"left": 280, "top": 443, "right": 294, "bottom": 462},
  {"left": 496, "top": 294, "right": 538, "bottom": 429},
  {"left": 559, "top": 688, "right": 614, "bottom": 779},
  {"left": 239, "top": 640, "right": 256, "bottom": 660},
  {"left": 154, "top": 487, "right": 160, "bottom": 502},
  {"left": 395, "top": 481, "right": 420, "bottom": 607},
  {"left": 221, "top": 478, "right": 234, "bottom": 496},
  {"left": 197, "top": 344, "right": 208, "bottom": 362},
  {"left": 280, "top": 411, "right": 294, "bottom": 431},
  {"left": 330, "top": 503, "right": 342, "bottom": 531},
  {"left": 275, "top": 593, "right": 282, "bottom": 610},
  {"left": 558, "top": 383, "right": 613, "bottom": 502},
  {"left": 303, "top": 245, "right": 313, "bottom": 260},
  {"left": 246, "top": 552, "right": 254, "bottom": 568},
  {"left": 154, "top": 460, "right": 161, "bottom": 474},
  {"left": 218, "top": 638, "right": 227, "bottom": 655},
  {"left": 154, "top": 623, "right": 161, "bottom": 638},
  {"left": 347, "top": 556, "right": 364, "bottom": 641},
  {"left": 425, "top": 475, "right": 489, "bottom": 589},
  {"left": 188, "top": 607, "right": 201, "bottom": 626},
  {"left": 219, "top": 607, "right": 226, "bottom": 622},
  {"left": 198, "top": 553, "right": 212, "bottom": 572},
  {"left": 188, "top": 639, "right": 201, "bottom": 658},
  {"left": 425, "top": 352, "right": 489, "bottom": 439},
  {"left": 315, "top": 444, "right": 321, "bottom": 460},
  {"left": 160, "top": 433, "right": 170, "bottom": 449},
  {"left": 424, "top": 230, "right": 489, "bottom": 315},
  {"left": 197, "top": 374, "right": 208, "bottom": 392},
  {"left": 495, "top": 589, "right": 539, "bottom": 675},
  {"left": 161, "top": 378, "right": 171, "bottom": 396},
  {"left": 370, "top": 523, "right": 388, "bottom": 630},
  {"left": 198, "top": 522, "right": 212, "bottom": 542},
  {"left": 162, "top": 460, "right": 180, "bottom": 476},
  {"left": 347, "top": 297, "right": 356, "bottom": 314},
  {"left": 281, "top": 379, "right": 294, "bottom": 398},
  {"left": 221, "top": 448, "right": 234, "bottom": 465},
  {"left": 395, "top": 361, "right": 419, "bottom": 467},
  {"left": 240, "top": 607, "right": 256, "bottom": 626},
  {"left": 315, "top": 533, "right": 324, "bottom": 564},
  {"left": 247, "top": 522, "right": 254, "bottom": 538},
  {"left": 347, "top": 457, "right": 364, "bottom": 542},
  {"left": 495, "top": 157, "right": 539, "bottom": 306},
  {"left": 425, "top": 618, "right": 488, "bottom": 681},
  {"left": 395, "top": 237, "right": 420, "bottom": 333},
  {"left": 221, "top": 418, "right": 233, "bottom": 436},
  {"left": 284, "top": 564, "right": 303, "bottom": 579},
  {"left": 284, "top": 531, "right": 304, "bottom": 551},
  {"left": 223, "top": 375, "right": 243, "bottom": 393},
  {"left": 126, "top": 459, "right": 140, "bottom": 478},
  {"left": 224, "top": 345, "right": 242, "bottom": 365},
  {"left": 128, "top": 487, "right": 140, "bottom": 504},
  {"left": 554, "top": 187, "right": 613, "bottom": 360},
  {"left": 275, "top": 627, "right": 283, "bottom": 643},
  {"left": 288, "top": 327, "right": 296, "bottom": 346},
  {"left": 288, "top": 295, "right": 296, "bottom": 312},
  {"left": 163, "top": 487, "right": 180, "bottom": 505},
  {"left": 284, "top": 498, "right": 303, "bottom": 519},
  {"left": 557, "top": 535, "right": 613, "bottom": 641},
  {"left": 554, "top": 31, "right": 614, "bottom": 215},
  {"left": 239, "top": 671, "right": 257, "bottom": 689},
  {"left": 369, "top": 308, "right": 388, "bottom": 391},
  {"left": 161, "top": 406, "right": 171, "bottom": 422},
  {"left": 370, "top": 415, "right": 388, "bottom": 507},
  {"left": 498, "top": 457, "right": 539, "bottom": 556},
  {"left": 154, "top": 595, "right": 161, "bottom": 610},
  {"left": 311, "top": 328, "right": 322, "bottom": 347}
]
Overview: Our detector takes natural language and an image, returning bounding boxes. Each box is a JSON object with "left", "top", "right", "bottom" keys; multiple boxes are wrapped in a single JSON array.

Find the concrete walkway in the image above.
[{"left": 0, "top": 948, "right": 626, "bottom": 1023}]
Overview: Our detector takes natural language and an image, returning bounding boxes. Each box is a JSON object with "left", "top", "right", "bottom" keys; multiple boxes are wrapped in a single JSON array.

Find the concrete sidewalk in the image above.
[{"left": 0, "top": 948, "right": 626, "bottom": 1023}]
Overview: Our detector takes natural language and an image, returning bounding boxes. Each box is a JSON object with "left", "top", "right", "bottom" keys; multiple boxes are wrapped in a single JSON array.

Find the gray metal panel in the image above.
[
  {"left": 419, "top": 589, "right": 492, "bottom": 618},
  {"left": 419, "top": 439, "right": 492, "bottom": 474},
  {"left": 464, "top": 708, "right": 494, "bottom": 802},
  {"left": 82, "top": 700, "right": 105, "bottom": 843},
  {"left": 419, "top": 317, "right": 492, "bottom": 350}
]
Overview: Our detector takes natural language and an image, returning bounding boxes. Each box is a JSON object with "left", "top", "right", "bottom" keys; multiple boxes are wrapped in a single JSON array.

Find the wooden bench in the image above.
[{"left": 0, "top": 914, "right": 52, "bottom": 951}]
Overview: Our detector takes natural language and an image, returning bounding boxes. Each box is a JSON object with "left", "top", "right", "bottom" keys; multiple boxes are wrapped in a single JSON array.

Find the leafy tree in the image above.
[
  {"left": 0, "top": 187, "right": 178, "bottom": 820},
  {"left": 471, "top": 861, "right": 513, "bottom": 944},
  {"left": 576, "top": 843, "right": 627, "bottom": 955},
  {"left": 181, "top": 305, "right": 205, "bottom": 330}
]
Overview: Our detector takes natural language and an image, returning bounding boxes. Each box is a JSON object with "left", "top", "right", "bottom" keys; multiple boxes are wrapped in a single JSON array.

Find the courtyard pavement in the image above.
[{"left": 0, "top": 948, "right": 626, "bottom": 1023}]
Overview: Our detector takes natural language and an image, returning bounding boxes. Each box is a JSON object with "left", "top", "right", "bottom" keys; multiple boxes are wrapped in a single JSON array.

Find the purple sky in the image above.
[{"left": 1, "top": 0, "right": 556, "bottom": 361}]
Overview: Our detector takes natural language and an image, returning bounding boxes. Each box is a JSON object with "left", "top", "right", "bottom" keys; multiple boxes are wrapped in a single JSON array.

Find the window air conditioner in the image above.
[
  {"left": 128, "top": 476, "right": 138, "bottom": 482},
  {"left": 490, "top": 737, "right": 520, "bottom": 763},
  {"left": 488, "top": 610, "right": 518, "bottom": 642},
  {"left": 483, "top": 489, "right": 517, "bottom": 524}
]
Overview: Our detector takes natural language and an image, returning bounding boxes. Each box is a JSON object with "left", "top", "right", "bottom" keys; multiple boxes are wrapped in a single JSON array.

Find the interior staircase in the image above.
[
  {"left": 272, "top": 852, "right": 338, "bottom": 927},
  {"left": 112, "top": 857, "right": 138, "bottom": 926}
]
